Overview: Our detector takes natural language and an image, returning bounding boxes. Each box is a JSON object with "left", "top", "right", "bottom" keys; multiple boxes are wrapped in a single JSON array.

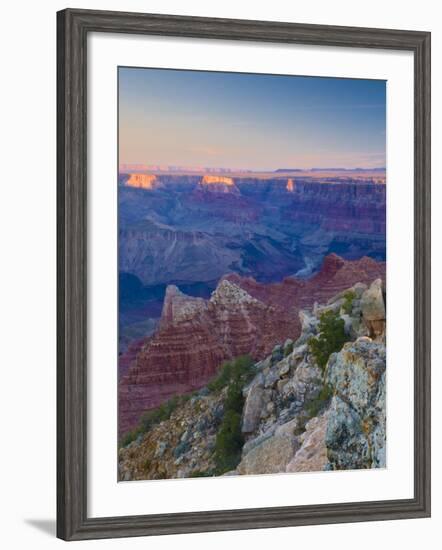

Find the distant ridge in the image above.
[
  {"left": 274, "top": 168, "right": 303, "bottom": 173},
  {"left": 275, "top": 167, "right": 386, "bottom": 173},
  {"left": 309, "top": 167, "right": 386, "bottom": 172}
]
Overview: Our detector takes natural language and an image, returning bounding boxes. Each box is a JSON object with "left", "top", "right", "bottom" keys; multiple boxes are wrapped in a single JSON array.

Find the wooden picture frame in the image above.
[{"left": 57, "top": 8, "right": 431, "bottom": 541}]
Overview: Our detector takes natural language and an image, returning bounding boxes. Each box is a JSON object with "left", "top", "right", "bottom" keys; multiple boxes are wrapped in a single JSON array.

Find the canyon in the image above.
[
  {"left": 118, "top": 172, "right": 386, "bottom": 352},
  {"left": 118, "top": 171, "right": 386, "bottom": 437},
  {"left": 119, "top": 276, "right": 387, "bottom": 480},
  {"left": 118, "top": 253, "right": 385, "bottom": 435}
]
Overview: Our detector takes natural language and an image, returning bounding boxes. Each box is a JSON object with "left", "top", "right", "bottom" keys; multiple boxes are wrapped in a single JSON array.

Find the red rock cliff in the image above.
[{"left": 118, "top": 254, "right": 385, "bottom": 435}]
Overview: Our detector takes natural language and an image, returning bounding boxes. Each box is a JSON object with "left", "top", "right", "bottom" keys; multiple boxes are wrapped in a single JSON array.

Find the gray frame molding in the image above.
[{"left": 57, "top": 8, "right": 431, "bottom": 541}]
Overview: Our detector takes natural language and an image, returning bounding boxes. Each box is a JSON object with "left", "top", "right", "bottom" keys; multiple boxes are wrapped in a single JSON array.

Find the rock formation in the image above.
[
  {"left": 287, "top": 181, "right": 386, "bottom": 234},
  {"left": 224, "top": 253, "right": 385, "bottom": 314},
  {"left": 119, "top": 277, "right": 387, "bottom": 480},
  {"left": 198, "top": 175, "right": 240, "bottom": 194},
  {"left": 234, "top": 277, "right": 386, "bottom": 475},
  {"left": 118, "top": 278, "right": 299, "bottom": 435},
  {"left": 119, "top": 175, "right": 385, "bottom": 289},
  {"left": 119, "top": 259, "right": 385, "bottom": 434},
  {"left": 325, "top": 338, "right": 386, "bottom": 469},
  {"left": 125, "top": 173, "right": 162, "bottom": 190}
]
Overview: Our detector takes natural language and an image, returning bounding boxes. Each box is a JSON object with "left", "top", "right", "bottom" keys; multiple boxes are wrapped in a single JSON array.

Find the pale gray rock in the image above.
[
  {"left": 283, "top": 338, "right": 294, "bottom": 355},
  {"left": 242, "top": 377, "right": 265, "bottom": 433},
  {"left": 326, "top": 283, "right": 367, "bottom": 305},
  {"left": 242, "top": 425, "right": 277, "bottom": 455},
  {"left": 282, "top": 362, "right": 322, "bottom": 404},
  {"left": 237, "top": 434, "right": 298, "bottom": 475},
  {"left": 277, "top": 357, "right": 291, "bottom": 377},
  {"left": 360, "top": 279, "right": 386, "bottom": 339},
  {"left": 286, "top": 412, "right": 330, "bottom": 473},
  {"left": 264, "top": 368, "right": 280, "bottom": 388},
  {"left": 299, "top": 309, "right": 318, "bottom": 335},
  {"left": 325, "top": 337, "right": 386, "bottom": 470},
  {"left": 275, "top": 417, "right": 300, "bottom": 438},
  {"left": 314, "top": 298, "right": 345, "bottom": 317}
]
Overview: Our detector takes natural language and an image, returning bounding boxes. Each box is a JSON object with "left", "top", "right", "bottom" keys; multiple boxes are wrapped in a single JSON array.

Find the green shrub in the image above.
[
  {"left": 342, "top": 290, "right": 356, "bottom": 314},
  {"left": 188, "top": 469, "right": 215, "bottom": 478},
  {"left": 139, "top": 395, "right": 180, "bottom": 432},
  {"left": 224, "top": 379, "right": 243, "bottom": 414},
  {"left": 207, "top": 361, "right": 233, "bottom": 392},
  {"left": 120, "top": 394, "right": 187, "bottom": 448},
  {"left": 230, "top": 354, "right": 254, "bottom": 382},
  {"left": 284, "top": 342, "right": 294, "bottom": 357},
  {"left": 212, "top": 355, "right": 254, "bottom": 474},
  {"left": 308, "top": 310, "right": 348, "bottom": 370},
  {"left": 305, "top": 384, "right": 334, "bottom": 418},
  {"left": 214, "top": 410, "right": 244, "bottom": 474},
  {"left": 208, "top": 355, "right": 254, "bottom": 393},
  {"left": 293, "top": 414, "right": 309, "bottom": 436},
  {"left": 119, "top": 428, "right": 140, "bottom": 448}
]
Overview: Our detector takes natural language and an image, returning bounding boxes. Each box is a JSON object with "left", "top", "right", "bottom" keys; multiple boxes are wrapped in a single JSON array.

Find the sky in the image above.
[{"left": 119, "top": 67, "right": 386, "bottom": 171}]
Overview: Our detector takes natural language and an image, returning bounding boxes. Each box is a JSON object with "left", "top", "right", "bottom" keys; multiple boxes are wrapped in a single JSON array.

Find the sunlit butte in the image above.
[
  {"left": 126, "top": 173, "right": 158, "bottom": 189},
  {"left": 201, "top": 175, "right": 235, "bottom": 186}
]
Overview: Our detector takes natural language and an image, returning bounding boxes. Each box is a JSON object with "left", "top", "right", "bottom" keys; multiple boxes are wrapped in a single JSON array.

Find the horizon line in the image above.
[{"left": 118, "top": 164, "right": 386, "bottom": 173}]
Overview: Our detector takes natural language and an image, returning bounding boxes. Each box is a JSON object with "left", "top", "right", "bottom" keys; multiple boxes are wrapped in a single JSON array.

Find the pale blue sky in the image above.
[{"left": 119, "top": 67, "right": 386, "bottom": 170}]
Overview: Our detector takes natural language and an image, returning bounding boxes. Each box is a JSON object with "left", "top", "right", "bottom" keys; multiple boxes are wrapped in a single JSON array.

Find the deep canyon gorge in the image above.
[{"left": 118, "top": 172, "right": 386, "bottom": 437}]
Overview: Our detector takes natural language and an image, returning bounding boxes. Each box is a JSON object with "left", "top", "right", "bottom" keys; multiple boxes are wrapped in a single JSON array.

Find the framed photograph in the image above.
[{"left": 57, "top": 8, "right": 431, "bottom": 541}]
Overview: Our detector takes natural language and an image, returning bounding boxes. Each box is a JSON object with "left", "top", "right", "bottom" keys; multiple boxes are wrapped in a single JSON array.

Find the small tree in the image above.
[
  {"left": 212, "top": 355, "right": 254, "bottom": 474},
  {"left": 207, "top": 361, "right": 233, "bottom": 392},
  {"left": 309, "top": 310, "right": 347, "bottom": 370},
  {"left": 342, "top": 290, "right": 356, "bottom": 314},
  {"left": 284, "top": 342, "right": 294, "bottom": 357},
  {"left": 214, "top": 410, "right": 244, "bottom": 473}
]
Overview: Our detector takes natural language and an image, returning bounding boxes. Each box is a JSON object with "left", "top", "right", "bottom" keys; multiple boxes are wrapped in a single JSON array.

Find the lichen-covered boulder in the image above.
[{"left": 325, "top": 337, "right": 386, "bottom": 470}]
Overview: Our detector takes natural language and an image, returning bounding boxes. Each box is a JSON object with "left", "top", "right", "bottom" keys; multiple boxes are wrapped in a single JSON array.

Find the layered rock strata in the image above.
[
  {"left": 119, "top": 257, "right": 385, "bottom": 436},
  {"left": 119, "top": 278, "right": 387, "bottom": 480}
]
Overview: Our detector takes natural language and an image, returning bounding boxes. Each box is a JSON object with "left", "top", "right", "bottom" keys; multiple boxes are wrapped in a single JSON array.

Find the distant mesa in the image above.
[
  {"left": 286, "top": 178, "right": 295, "bottom": 192},
  {"left": 198, "top": 175, "right": 240, "bottom": 195},
  {"left": 126, "top": 173, "right": 162, "bottom": 190},
  {"left": 275, "top": 168, "right": 303, "bottom": 173}
]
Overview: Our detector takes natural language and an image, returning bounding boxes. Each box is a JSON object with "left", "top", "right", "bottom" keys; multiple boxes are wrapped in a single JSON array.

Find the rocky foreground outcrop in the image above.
[
  {"left": 236, "top": 277, "right": 386, "bottom": 475},
  {"left": 119, "top": 278, "right": 386, "bottom": 480},
  {"left": 118, "top": 255, "right": 385, "bottom": 435}
]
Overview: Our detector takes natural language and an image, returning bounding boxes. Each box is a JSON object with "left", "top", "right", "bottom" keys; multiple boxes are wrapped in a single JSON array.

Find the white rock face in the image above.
[{"left": 210, "top": 280, "right": 260, "bottom": 306}]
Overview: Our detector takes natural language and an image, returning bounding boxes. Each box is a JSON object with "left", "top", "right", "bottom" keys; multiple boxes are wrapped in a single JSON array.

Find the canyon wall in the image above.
[{"left": 118, "top": 254, "right": 385, "bottom": 436}]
